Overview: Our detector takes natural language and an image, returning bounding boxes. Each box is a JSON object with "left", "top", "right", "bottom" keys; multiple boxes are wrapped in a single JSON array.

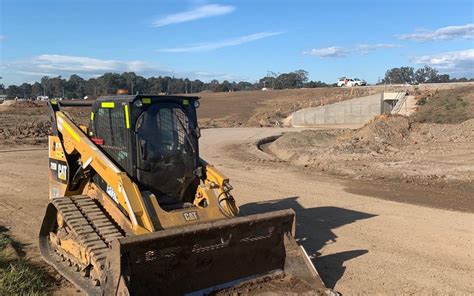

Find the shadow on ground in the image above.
[
  {"left": 0, "top": 225, "right": 27, "bottom": 257},
  {"left": 240, "top": 196, "right": 376, "bottom": 288}
]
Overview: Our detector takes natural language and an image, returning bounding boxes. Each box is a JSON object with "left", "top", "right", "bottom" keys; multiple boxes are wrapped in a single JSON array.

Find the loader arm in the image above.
[
  {"left": 48, "top": 101, "right": 237, "bottom": 234},
  {"left": 54, "top": 109, "right": 155, "bottom": 234}
]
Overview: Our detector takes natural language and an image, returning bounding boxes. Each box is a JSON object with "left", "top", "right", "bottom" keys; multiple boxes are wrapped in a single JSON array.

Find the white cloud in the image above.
[
  {"left": 187, "top": 71, "right": 246, "bottom": 82},
  {"left": 158, "top": 32, "right": 282, "bottom": 53},
  {"left": 0, "top": 35, "right": 6, "bottom": 41},
  {"left": 8, "top": 54, "right": 173, "bottom": 79},
  {"left": 32, "top": 55, "right": 128, "bottom": 72},
  {"left": 356, "top": 43, "right": 401, "bottom": 54},
  {"left": 17, "top": 70, "right": 60, "bottom": 77},
  {"left": 152, "top": 4, "right": 235, "bottom": 27},
  {"left": 410, "top": 49, "right": 474, "bottom": 74},
  {"left": 304, "top": 43, "right": 401, "bottom": 58},
  {"left": 397, "top": 24, "right": 474, "bottom": 41},
  {"left": 4, "top": 54, "right": 244, "bottom": 85},
  {"left": 302, "top": 46, "right": 347, "bottom": 58}
]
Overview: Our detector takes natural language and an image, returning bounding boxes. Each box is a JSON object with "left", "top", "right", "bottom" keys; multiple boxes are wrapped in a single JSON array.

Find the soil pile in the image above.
[
  {"left": 0, "top": 101, "right": 92, "bottom": 146},
  {"left": 0, "top": 100, "right": 45, "bottom": 110},
  {"left": 0, "top": 118, "right": 51, "bottom": 145},
  {"left": 214, "top": 273, "right": 323, "bottom": 295},
  {"left": 268, "top": 115, "right": 474, "bottom": 190},
  {"left": 335, "top": 115, "right": 411, "bottom": 154},
  {"left": 0, "top": 101, "right": 50, "bottom": 146}
]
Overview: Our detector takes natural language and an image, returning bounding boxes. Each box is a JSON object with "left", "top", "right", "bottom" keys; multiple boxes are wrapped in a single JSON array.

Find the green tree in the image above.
[
  {"left": 6, "top": 85, "right": 22, "bottom": 98},
  {"left": 20, "top": 83, "right": 32, "bottom": 98},
  {"left": 66, "top": 74, "right": 85, "bottom": 98},
  {"left": 40, "top": 76, "right": 50, "bottom": 97},
  {"left": 384, "top": 67, "right": 415, "bottom": 84},
  {"left": 31, "top": 82, "right": 42, "bottom": 97},
  {"left": 415, "top": 66, "right": 439, "bottom": 83},
  {"left": 97, "top": 73, "right": 123, "bottom": 95}
]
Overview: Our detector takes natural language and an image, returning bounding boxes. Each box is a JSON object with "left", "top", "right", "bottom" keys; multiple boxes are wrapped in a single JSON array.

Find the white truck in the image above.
[{"left": 337, "top": 77, "right": 367, "bottom": 87}]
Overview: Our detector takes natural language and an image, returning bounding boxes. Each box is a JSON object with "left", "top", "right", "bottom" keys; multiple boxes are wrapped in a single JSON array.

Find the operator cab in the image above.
[{"left": 89, "top": 95, "right": 201, "bottom": 209}]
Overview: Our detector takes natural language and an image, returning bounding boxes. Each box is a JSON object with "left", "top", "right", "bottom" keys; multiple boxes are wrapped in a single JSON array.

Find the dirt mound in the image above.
[
  {"left": 0, "top": 100, "right": 45, "bottom": 109},
  {"left": 0, "top": 101, "right": 91, "bottom": 146},
  {"left": 0, "top": 100, "right": 16, "bottom": 106},
  {"left": 266, "top": 130, "right": 342, "bottom": 163},
  {"left": 269, "top": 115, "right": 412, "bottom": 159},
  {"left": 0, "top": 119, "right": 51, "bottom": 145},
  {"left": 267, "top": 115, "right": 474, "bottom": 190},
  {"left": 214, "top": 273, "right": 322, "bottom": 295},
  {"left": 335, "top": 115, "right": 411, "bottom": 154}
]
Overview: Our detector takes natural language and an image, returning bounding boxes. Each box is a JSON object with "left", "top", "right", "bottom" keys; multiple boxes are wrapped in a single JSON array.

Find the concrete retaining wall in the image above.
[{"left": 292, "top": 93, "right": 384, "bottom": 126}]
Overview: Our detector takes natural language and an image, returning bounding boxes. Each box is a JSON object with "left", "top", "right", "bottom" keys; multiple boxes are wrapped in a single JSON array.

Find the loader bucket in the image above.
[{"left": 103, "top": 209, "right": 328, "bottom": 295}]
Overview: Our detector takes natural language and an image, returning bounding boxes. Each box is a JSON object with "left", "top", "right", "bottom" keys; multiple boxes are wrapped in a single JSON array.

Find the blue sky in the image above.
[{"left": 1, "top": 0, "right": 473, "bottom": 85}]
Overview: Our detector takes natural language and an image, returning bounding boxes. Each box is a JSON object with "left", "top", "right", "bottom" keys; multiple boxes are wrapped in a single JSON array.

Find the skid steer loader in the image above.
[{"left": 39, "top": 94, "right": 331, "bottom": 295}]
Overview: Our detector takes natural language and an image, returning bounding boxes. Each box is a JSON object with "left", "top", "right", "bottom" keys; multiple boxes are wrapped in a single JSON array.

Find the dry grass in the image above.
[{"left": 412, "top": 85, "right": 474, "bottom": 124}]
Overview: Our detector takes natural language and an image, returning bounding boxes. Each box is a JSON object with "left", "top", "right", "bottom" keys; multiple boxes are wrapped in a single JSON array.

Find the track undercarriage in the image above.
[{"left": 39, "top": 196, "right": 123, "bottom": 295}]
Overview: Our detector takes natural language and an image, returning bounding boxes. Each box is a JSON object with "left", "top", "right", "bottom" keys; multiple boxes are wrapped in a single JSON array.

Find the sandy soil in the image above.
[
  {"left": 264, "top": 116, "right": 474, "bottom": 212},
  {"left": 202, "top": 128, "right": 474, "bottom": 294},
  {"left": 0, "top": 128, "right": 473, "bottom": 294}
]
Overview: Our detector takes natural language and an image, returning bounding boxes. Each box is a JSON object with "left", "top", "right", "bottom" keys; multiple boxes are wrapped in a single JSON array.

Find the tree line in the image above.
[
  {"left": 0, "top": 70, "right": 329, "bottom": 99},
  {"left": 1, "top": 66, "right": 471, "bottom": 99},
  {"left": 382, "top": 66, "right": 473, "bottom": 85}
]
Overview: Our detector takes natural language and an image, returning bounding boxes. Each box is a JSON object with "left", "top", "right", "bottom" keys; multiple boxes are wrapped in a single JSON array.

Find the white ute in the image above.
[{"left": 337, "top": 77, "right": 366, "bottom": 87}]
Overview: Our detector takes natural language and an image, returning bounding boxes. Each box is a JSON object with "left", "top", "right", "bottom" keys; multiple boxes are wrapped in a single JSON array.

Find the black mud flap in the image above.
[{"left": 103, "top": 209, "right": 327, "bottom": 295}]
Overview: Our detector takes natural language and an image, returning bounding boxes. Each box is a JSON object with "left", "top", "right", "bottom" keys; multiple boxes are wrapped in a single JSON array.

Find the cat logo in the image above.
[
  {"left": 183, "top": 211, "right": 199, "bottom": 221},
  {"left": 57, "top": 164, "right": 68, "bottom": 181}
]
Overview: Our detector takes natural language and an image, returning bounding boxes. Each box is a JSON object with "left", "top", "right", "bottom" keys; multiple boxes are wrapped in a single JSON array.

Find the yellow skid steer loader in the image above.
[{"left": 39, "top": 95, "right": 331, "bottom": 295}]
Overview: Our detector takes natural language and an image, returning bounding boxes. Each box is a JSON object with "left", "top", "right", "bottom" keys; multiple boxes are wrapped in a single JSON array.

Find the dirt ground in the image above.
[
  {"left": 1, "top": 128, "right": 472, "bottom": 295},
  {"left": 0, "top": 83, "right": 473, "bottom": 294},
  {"left": 265, "top": 115, "right": 474, "bottom": 211},
  {"left": 195, "top": 87, "right": 373, "bottom": 127},
  {"left": 0, "top": 101, "right": 89, "bottom": 148}
]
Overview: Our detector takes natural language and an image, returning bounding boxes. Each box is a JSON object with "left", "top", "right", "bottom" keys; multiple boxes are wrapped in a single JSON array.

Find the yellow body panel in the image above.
[{"left": 50, "top": 111, "right": 237, "bottom": 235}]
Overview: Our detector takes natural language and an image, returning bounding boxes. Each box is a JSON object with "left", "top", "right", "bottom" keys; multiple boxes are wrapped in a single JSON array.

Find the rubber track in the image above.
[{"left": 52, "top": 196, "right": 124, "bottom": 271}]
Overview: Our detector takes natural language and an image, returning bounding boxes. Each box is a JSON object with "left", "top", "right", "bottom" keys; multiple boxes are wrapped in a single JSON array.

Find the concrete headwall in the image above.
[{"left": 292, "top": 93, "right": 384, "bottom": 127}]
